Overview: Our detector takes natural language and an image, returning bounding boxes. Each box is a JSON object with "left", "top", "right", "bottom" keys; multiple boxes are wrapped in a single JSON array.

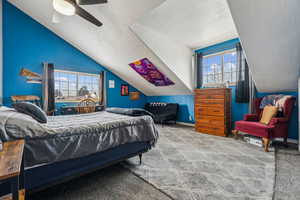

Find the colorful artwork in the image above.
[
  {"left": 129, "top": 58, "right": 174, "bottom": 86},
  {"left": 121, "top": 84, "right": 129, "bottom": 96}
]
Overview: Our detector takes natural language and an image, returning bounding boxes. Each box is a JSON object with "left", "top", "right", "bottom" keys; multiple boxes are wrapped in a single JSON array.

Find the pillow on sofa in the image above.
[
  {"left": 260, "top": 106, "right": 278, "bottom": 125},
  {"left": 13, "top": 102, "right": 47, "bottom": 123}
]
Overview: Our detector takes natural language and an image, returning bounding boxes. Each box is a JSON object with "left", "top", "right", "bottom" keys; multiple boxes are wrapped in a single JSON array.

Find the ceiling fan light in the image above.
[
  {"left": 52, "top": 11, "right": 63, "bottom": 23},
  {"left": 53, "top": 0, "right": 76, "bottom": 16}
]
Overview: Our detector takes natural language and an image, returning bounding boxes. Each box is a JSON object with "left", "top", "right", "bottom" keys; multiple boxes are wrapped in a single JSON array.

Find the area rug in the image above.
[
  {"left": 30, "top": 164, "right": 172, "bottom": 200},
  {"left": 124, "top": 125, "right": 275, "bottom": 200},
  {"left": 273, "top": 145, "right": 300, "bottom": 200}
]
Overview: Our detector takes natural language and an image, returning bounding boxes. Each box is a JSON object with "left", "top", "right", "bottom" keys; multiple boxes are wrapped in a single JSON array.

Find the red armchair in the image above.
[{"left": 232, "top": 97, "right": 296, "bottom": 152}]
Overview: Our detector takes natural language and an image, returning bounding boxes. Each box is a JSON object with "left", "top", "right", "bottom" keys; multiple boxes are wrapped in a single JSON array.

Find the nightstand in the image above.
[{"left": 0, "top": 140, "right": 25, "bottom": 200}]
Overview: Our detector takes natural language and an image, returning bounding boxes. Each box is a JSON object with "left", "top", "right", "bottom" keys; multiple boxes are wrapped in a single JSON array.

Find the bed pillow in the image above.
[
  {"left": 106, "top": 107, "right": 154, "bottom": 118},
  {"left": 13, "top": 102, "right": 47, "bottom": 123},
  {"left": 260, "top": 106, "right": 278, "bottom": 125}
]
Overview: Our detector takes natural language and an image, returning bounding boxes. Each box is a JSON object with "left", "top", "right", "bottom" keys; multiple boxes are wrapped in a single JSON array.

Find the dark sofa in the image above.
[{"left": 145, "top": 102, "right": 179, "bottom": 124}]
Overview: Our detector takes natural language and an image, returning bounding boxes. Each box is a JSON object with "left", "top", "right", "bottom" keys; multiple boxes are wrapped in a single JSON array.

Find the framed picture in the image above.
[{"left": 121, "top": 84, "right": 129, "bottom": 96}]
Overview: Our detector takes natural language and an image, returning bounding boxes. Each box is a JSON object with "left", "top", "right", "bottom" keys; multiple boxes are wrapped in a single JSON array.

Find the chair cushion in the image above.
[
  {"left": 13, "top": 102, "right": 47, "bottom": 123},
  {"left": 235, "top": 120, "right": 271, "bottom": 138},
  {"left": 260, "top": 106, "right": 278, "bottom": 125}
]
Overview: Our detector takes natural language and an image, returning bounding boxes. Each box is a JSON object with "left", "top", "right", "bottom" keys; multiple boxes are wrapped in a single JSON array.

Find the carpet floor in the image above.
[
  {"left": 273, "top": 144, "right": 300, "bottom": 200},
  {"left": 29, "top": 164, "right": 172, "bottom": 200},
  {"left": 124, "top": 125, "right": 275, "bottom": 200},
  {"left": 28, "top": 125, "right": 300, "bottom": 200}
]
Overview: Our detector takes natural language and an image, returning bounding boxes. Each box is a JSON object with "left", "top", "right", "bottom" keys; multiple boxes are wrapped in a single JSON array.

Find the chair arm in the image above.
[
  {"left": 269, "top": 117, "right": 289, "bottom": 125},
  {"left": 244, "top": 114, "right": 259, "bottom": 121}
]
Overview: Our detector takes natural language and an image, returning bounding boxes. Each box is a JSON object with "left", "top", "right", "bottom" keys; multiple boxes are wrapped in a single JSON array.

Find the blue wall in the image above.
[
  {"left": 147, "top": 95, "right": 195, "bottom": 123},
  {"left": 3, "top": 1, "right": 146, "bottom": 110},
  {"left": 195, "top": 38, "right": 240, "bottom": 56},
  {"left": 147, "top": 38, "right": 298, "bottom": 140},
  {"left": 146, "top": 86, "right": 249, "bottom": 125}
]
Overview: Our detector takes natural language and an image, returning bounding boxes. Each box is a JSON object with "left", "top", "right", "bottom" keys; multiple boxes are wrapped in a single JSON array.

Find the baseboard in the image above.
[
  {"left": 176, "top": 122, "right": 195, "bottom": 127},
  {"left": 274, "top": 138, "right": 298, "bottom": 144}
]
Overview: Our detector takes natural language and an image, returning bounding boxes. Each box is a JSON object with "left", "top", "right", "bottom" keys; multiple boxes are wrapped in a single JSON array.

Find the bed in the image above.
[{"left": 0, "top": 108, "right": 158, "bottom": 192}]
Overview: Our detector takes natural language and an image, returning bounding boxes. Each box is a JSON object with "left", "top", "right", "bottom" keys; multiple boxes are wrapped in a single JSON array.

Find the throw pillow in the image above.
[
  {"left": 260, "top": 106, "right": 278, "bottom": 125},
  {"left": 13, "top": 102, "right": 47, "bottom": 123}
]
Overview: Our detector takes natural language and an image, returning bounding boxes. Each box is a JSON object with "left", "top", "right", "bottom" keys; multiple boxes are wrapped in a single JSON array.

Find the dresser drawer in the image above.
[
  {"left": 195, "top": 126, "right": 226, "bottom": 136},
  {"left": 195, "top": 94, "right": 225, "bottom": 100},
  {"left": 195, "top": 116, "right": 225, "bottom": 126},
  {"left": 195, "top": 89, "right": 226, "bottom": 95},
  {"left": 195, "top": 99, "right": 224, "bottom": 107},
  {"left": 195, "top": 106, "right": 224, "bottom": 116}
]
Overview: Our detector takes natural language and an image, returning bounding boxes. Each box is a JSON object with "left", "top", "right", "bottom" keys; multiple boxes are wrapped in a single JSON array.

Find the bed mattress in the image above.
[{"left": 0, "top": 109, "right": 158, "bottom": 168}]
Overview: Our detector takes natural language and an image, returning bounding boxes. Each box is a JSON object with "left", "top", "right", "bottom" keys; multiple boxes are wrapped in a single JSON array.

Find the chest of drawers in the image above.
[{"left": 194, "top": 88, "right": 231, "bottom": 136}]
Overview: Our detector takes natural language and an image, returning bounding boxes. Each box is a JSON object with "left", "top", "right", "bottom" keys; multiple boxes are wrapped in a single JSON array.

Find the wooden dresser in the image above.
[{"left": 194, "top": 88, "right": 231, "bottom": 137}]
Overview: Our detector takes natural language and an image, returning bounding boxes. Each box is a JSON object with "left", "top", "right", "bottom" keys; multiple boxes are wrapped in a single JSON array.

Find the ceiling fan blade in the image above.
[
  {"left": 75, "top": 4, "right": 103, "bottom": 27},
  {"left": 76, "top": 0, "right": 107, "bottom": 5}
]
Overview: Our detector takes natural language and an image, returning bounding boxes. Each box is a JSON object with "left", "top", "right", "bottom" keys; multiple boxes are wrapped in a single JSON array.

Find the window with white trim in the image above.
[
  {"left": 202, "top": 49, "right": 237, "bottom": 85},
  {"left": 54, "top": 70, "right": 100, "bottom": 102}
]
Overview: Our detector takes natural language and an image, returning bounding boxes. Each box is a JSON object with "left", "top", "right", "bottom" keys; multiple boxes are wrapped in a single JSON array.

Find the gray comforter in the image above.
[{"left": 0, "top": 109, "right": 158, "bottom": 168}]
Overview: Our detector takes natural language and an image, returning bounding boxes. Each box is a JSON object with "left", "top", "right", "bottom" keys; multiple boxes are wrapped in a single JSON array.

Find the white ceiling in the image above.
[
  {"left": 136, "top": 0, "right": 238, "bottom": 49},
  {"left": 10, "top": 0, "right": 297, "bottom": 95},
  {"left": 228, "top": 0, "right": 300, "bottom": 92},
  {"left": 8, "top": 0, "right": 240, "bottom": 96},
  {"left": 9, "top": 0, "right": 192, "bottom": 96}
]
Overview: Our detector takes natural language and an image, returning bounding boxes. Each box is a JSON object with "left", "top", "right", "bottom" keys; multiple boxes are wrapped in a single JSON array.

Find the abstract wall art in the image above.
[{"left": 129, "top": 58, "right": 174, "bottom": 86}]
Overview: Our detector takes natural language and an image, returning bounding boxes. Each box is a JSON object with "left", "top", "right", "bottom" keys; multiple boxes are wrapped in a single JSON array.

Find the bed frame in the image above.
[{"left": 0, "top": 142, "right": 150, "bottom": 196}]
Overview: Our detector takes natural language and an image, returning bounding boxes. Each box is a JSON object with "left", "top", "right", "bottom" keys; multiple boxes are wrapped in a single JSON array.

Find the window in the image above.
[
  {"left": 202, "top": 49, "right": 237, "bottom": 85},
  {"left": 54, "top": 70, "right": 101, "bottom": 102}
]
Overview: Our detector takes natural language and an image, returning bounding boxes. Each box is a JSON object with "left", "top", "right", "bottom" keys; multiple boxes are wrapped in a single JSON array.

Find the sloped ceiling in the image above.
[
  {"left": 228, "top": 0, "right": 300, "bottom": 92},
  {"left": 8, "top": 0, "right": 191, "bottom": 96},
  {"left": 8, "top": 0, "right": 239, "bottom": 96},
  {"left": 134, "top": 0, "right": 238, "bottom": 49},
  {"left": 131, "top": 0, "right": 238, "bottom": 93}
]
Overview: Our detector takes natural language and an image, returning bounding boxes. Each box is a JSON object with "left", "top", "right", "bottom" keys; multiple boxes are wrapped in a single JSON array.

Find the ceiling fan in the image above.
[{"left": 52, "top": 0, "right": 107, "bottom": 27}]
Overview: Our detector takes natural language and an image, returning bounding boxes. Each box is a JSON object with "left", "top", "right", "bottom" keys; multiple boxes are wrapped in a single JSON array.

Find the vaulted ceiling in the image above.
[
  {"left": 8, "top": 0, "right": 300, "bottom": 95},
  {"left": 227, "top": 0, "right": 300, "bottom": 92}
]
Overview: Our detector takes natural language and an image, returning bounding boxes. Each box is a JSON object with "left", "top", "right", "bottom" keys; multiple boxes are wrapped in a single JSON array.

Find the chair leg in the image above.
[
  {"left": 283, "top": 137, "right": 288, "bottom": 148},
  {"left": 139, "top": 154, "right": 143, "bottom": 165},
  {"left": 262, "top": 138, "right": 270, "bottom": 152},
  {"left": 232, "top": 130, "right": 239, "bottom": 139}
]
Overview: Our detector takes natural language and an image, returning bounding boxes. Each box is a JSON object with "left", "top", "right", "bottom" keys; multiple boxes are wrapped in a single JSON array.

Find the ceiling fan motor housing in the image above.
[{"left": 76, "top": 0, "right": 107, "bottom": 5}]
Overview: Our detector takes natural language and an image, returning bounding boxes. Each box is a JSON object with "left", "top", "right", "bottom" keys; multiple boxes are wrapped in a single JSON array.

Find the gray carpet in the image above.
[
  {"left": 30, "top": 164, "right": 172, "bottom": 200},
  {"left": 274, "top": 144, "right": 300, "bottom": 200},
  {"left": 124, "top": 125, "right": 275, "bottom": 200},
  {"left": 29, "top": 125, "right": 291, "bottom": 200}
]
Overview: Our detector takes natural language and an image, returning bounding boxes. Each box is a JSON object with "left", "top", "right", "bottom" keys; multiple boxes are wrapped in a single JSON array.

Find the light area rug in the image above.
[{"left": 124, "top": 125, "right": 275, "bottom": 200}]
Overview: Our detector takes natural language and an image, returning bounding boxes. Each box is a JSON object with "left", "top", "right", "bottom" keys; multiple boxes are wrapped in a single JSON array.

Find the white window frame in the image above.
[
  {"left": 202, "top": 49, "right": 237, "bottom": 86},
  {"left": 54, "top": 69, "right": 101, "bottom": 103}
]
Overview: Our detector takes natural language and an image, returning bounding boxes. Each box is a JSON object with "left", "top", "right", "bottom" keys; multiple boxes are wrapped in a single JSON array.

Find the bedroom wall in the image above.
[
  {"left": 148, "top": 38, "right": 298, "bottom": 140},
  {"left": 146, "top": 85, "right": 248, "bottom": 125},
  {"left": 2, "top": 0, "right": 146, "bottom": 110}
]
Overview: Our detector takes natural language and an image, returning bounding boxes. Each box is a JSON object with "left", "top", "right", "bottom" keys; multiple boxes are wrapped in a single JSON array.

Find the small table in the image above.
[{"left": 0, "top": 140, "right": 25, "bottom": 200}]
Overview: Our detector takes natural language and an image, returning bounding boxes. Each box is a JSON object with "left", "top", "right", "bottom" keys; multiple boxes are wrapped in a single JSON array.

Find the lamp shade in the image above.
[
  {"left": 53, "top": 0, "right": 76, "bottom": 16},
  {"left": 129, "top": 92, "right": 140, "bottom": 101}
]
